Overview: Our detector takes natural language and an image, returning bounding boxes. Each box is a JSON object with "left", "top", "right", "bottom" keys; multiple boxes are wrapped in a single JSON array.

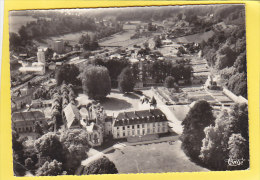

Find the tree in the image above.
[
  {"left": 59, "top": 129, "right": 89, "bottom": 174},
  {"left": 215, "top": 45, "right": 237, "bottom": 70},
  {"left": 18, "top": 25, "right": 28, "bottom": 41},
  {"left": 199, "top": 110, "right": 230, "bottom": 170},
  {"left": 82, "top": 157, "right": 118, "bottom": 175},
  {"left": 34, "top": 133, "right": 65, "bottom": 164},
  {"left": 234, "top": 52, "right": 247, "bottom": 73},
  {"left": 153, "top": 35, "right": 162, "bottom": 48},
  {"left": 199, "top": 103, "right": 249, "bottom": 170},
  {"left": 148, "top": 22, "right": 156, "bottom": 31},
  {"left": 164, "top": 76, "right": 176, "bottom": 88},
  {"left": 228, "top": 134, "right": 249, "bottom": 170},
  {"left": 9, "top": 33, "right": 21, "bottom": 50},
  {"left": 50, "top": 109, "right": 62, "bottom": 131},
  {"left": 12, "top": 131, "right": 26, "bottom": 176},
  {"left": 25, "top": 158, "right": 34, "bottom": 170},
  {"left": 45, "top": 48, "right": 54, "bottom": 60},
  {"left": 55, "top": 64, "right": 81, "bottom": 86},
  {"left": 79, "top": 34, "right": 99, "bottom": 51},
  {"left": 181, "top": 100, "right": 215, "bottom": 160},
  {"left": 34, "top": 122, "right": 44, "bottom": 136},
  {"left": 118, "top": 67, "right": 135, "bottom": 93},
  {"left": 36, "top": 160, "right": 63, "bottom": 176},
  {"left": 177, "top": 46, "right": 186, "bottom": 55},
  {"left": 227, "top": 72, "right": 247, "bottom": 98},
  {"left": 79, "top": 65, "right": 111, "bottom": 100}
]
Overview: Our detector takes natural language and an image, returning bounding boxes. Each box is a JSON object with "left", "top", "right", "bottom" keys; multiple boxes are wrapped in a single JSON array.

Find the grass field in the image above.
[
  {"left": 173, "top": 30, "right": 215, "bottom": 44},
  {"left": 34, "top": 30, "right": 94, "bottom": 47},
  {"left": 99, "top": 29, "right": 148, "bottom": 48},
  {"left": 106, "top": 140, "right": 208, "bottom": 174}
]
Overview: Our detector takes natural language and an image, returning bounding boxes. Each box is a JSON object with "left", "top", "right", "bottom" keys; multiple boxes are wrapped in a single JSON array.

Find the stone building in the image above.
[
  {"left": 63, "top": 103, "right": 81, "bottom": 129},
  {"left": 12, "top": 111, "right": 46, "bottom": 133},
  {"left": 112, "top": 109, "right": 168, "bottom": 139}
]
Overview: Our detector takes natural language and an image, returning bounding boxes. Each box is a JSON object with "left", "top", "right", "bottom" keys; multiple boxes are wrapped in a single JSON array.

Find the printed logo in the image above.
[{"left": 225, "top": 158, "right": 245, "bottom": 166}]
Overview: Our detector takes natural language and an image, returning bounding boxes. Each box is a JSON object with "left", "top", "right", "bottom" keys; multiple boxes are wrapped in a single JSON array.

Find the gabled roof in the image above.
[
  {"left": 12, "top": 111, "right": 45, "bottom": 122},
  {"left": 63, "top": 102, "right": 80, "bottom": 128}
]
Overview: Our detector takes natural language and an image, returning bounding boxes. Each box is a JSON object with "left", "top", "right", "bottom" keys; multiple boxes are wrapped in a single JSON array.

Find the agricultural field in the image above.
[
  {"left": 99, "top": 29, "right": 148, "bottom": 48},
  {"left": 158, "top": 43, "right": 180, "bottom": 57}
]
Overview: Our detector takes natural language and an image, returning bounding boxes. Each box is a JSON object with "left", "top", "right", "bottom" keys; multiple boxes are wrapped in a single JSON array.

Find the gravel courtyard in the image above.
[{"left": 77, "top": 91, "right": 152, "bottom": 117}]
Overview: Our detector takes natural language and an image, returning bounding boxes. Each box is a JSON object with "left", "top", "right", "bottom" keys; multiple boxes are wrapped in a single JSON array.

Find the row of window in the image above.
[
  {"left": 116, "top": 122, "right": 167, "bottom": 130},
  {"left": 13, "top": 120, "right": 43, "bottom": 126},
  {"left": 115, "top": 126, "right": 167, "bottom": 138},
  {"left": 14, "top": 126, "right": 33, "bottom": 133}
]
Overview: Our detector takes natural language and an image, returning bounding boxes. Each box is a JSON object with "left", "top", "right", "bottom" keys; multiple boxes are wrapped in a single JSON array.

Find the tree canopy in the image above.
[
  {"left": 59, "top": 129, "right": 89, "bottom": 173},
  {"left": 79, "top": 65, "right": 111, "bottom": 100},
  {"left": 181, "top": 100, "right": 215, "bottom": 160},
  {"left": 82, "top": 157, "right": 118, "bottom": 175},
  {"left": 164, "top": 76, "right": 176, "bottom": 88},
  {"left": 34, "top": 133, "right": 65, "bottom": 164},
  {"left": 88, "top": 58, "right": 130, "bottom": 88},
  {"left": 199, "top": 103, "right": 249, "bottom": 170},
  {"left": 79, "top": 34, "right": 99, "bottom": 51},
  {"left": 118, "top": 67, "right": 136, "bottom": 93},
  {"left": 36, "top": 160, "right": 64, "bottom": 176},
  {"left": 55, "top": 64, "right": 81, "bottom": 86}
]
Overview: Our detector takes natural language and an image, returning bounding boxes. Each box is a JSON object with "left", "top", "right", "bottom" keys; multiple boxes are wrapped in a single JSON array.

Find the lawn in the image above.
[{"left": 106, "top": 140, "right": 208, "bottom": 174}]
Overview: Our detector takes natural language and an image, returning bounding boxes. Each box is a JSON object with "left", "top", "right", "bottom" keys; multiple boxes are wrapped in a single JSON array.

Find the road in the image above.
[{"left": 142, "top": 89, "right": 183, "bottom": 134}]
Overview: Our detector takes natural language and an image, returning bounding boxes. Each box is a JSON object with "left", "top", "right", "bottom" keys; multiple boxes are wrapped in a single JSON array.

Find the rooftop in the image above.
[
  {"left": 63, "top": 102, "right": 81, "bottom": 128},
  {"left": 115, "top": 109, "right": 167, "bottom": 126},
  {"left": 12, "top": 111, "right": 45, "bottom": 122}
]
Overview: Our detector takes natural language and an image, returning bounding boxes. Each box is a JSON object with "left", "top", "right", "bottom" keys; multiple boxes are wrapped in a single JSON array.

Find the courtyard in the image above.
[{"left": 76, "top": 90, "right": 152, "bottom": 117}]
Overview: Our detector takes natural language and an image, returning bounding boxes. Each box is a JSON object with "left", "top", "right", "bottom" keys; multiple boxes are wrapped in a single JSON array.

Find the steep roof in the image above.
[
  {"left": 12, "top": 111, "right": 45, "bottom": 122},
  {"left": 63, "top": 103, "right": 80, "bottom": 128},
  {"left": 115, "top": 109, "right": 167, "bottom": 127}
]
